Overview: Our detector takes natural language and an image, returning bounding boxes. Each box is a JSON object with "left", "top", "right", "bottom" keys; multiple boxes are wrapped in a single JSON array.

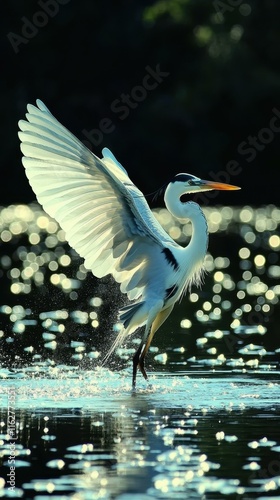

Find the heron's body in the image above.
[{"left": 18, "top": 100, "right": 239, "bottom": 387}]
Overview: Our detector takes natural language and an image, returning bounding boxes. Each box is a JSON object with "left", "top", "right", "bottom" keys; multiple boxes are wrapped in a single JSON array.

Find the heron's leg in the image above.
[
  {"left": 132, "top": 304, "right": 174, "bottom": 388},
  {"left": 132, "top": 316, "right": 157, "bottom": 388},
  {"left": 132, "top": 343, "right": 144, "bottom": 387}
]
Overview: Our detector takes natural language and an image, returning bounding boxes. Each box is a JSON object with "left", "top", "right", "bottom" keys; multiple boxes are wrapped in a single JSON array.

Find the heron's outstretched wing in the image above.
[{"left": 18, "top": 100, "right": 177, "bottom": 301}]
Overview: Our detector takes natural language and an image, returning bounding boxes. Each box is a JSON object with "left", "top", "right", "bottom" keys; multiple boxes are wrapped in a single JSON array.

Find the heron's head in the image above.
[{"left": 171, "top": 173, "right": 240, "bottom": 193}]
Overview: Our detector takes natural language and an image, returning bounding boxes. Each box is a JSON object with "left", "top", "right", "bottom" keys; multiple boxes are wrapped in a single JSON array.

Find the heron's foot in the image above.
[
  {"left": 131, "top": 363, "right": 148, "bottom": 389},
  {"left": 138, "top": 357, "right": 148, "bottom": 381},
  {"left": 132, "top": 353, "right": 139, "bottom": 389},
  {"left": 131, "top": 384, "right": 137, "bottom": 395},
  {"left": 132, "top": 343, "right": 147, "bottom": 388}
]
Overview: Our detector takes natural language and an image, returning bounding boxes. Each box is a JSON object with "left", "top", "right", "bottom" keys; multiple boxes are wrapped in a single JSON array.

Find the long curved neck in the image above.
[
  {"left": 186, "top": 208, "right": 208, "bottom": 262},
  {"left": 164, "top": 182, "right": 209, "bottom": 261}
]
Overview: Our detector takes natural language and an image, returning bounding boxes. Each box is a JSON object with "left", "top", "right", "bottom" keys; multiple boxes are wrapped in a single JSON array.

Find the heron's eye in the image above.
[{"left": 188, "top": 180, "right": 195, "bottom": 186}]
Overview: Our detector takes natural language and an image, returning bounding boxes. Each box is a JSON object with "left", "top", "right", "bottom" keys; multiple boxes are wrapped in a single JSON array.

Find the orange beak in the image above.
[{"left": 200, "top": 180, "right": 241, "bottom": 190}]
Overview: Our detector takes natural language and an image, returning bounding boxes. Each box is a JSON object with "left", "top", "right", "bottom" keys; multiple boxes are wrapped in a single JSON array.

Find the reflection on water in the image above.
[
  {"left": 0, "top": 203, "right": 279, "bottom": 498},
  {"left": 0, "top": 371, "right": 280, "bottom": 499}
]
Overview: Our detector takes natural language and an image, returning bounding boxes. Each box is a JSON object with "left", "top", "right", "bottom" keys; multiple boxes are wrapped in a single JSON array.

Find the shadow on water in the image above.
[{"left": 0, "top": 204, "right": 280, "bottom": 498}]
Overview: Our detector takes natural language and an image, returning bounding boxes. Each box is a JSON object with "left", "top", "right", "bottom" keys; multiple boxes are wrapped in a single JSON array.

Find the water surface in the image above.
[{"left": 0, "top": 203, "right": 279, "bottom": 498}]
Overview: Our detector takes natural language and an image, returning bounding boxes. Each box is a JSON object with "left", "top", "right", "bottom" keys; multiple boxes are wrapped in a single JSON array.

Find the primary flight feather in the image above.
[{"left": 18, "top": 100, "right": 240, "bottom": 387}]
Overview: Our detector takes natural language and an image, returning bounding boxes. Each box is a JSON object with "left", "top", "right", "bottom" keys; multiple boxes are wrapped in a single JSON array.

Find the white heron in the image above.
[{"left": 18, "top": 100, "right": 240, "bottom": 387}]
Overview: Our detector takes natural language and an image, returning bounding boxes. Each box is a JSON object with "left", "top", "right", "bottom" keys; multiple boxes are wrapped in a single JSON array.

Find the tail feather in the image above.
[
  {"left": 101, "top": 325, "right": 127, "bottom": 367},
  {"left": 118, "top": 301, "right": 144, "bottom": 329},
  {"left": 102, "top": 301, "right": 144, "bottom": 366}
]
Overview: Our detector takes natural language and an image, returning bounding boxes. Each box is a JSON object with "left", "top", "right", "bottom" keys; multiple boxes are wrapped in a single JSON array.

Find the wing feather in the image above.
[{"left": 18, "top": 99, "right": 178, "bottom": 299}]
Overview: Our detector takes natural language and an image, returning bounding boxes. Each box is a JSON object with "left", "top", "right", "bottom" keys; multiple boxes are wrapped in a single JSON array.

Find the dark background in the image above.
[{"left": 2, "top": 0, "right": 280, "bottom": 207}]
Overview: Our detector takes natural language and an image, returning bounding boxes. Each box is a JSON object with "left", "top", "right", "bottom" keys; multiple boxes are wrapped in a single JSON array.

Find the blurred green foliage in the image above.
[{"left": 2, "top": 0, "right": 280, "bottom": 205}]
